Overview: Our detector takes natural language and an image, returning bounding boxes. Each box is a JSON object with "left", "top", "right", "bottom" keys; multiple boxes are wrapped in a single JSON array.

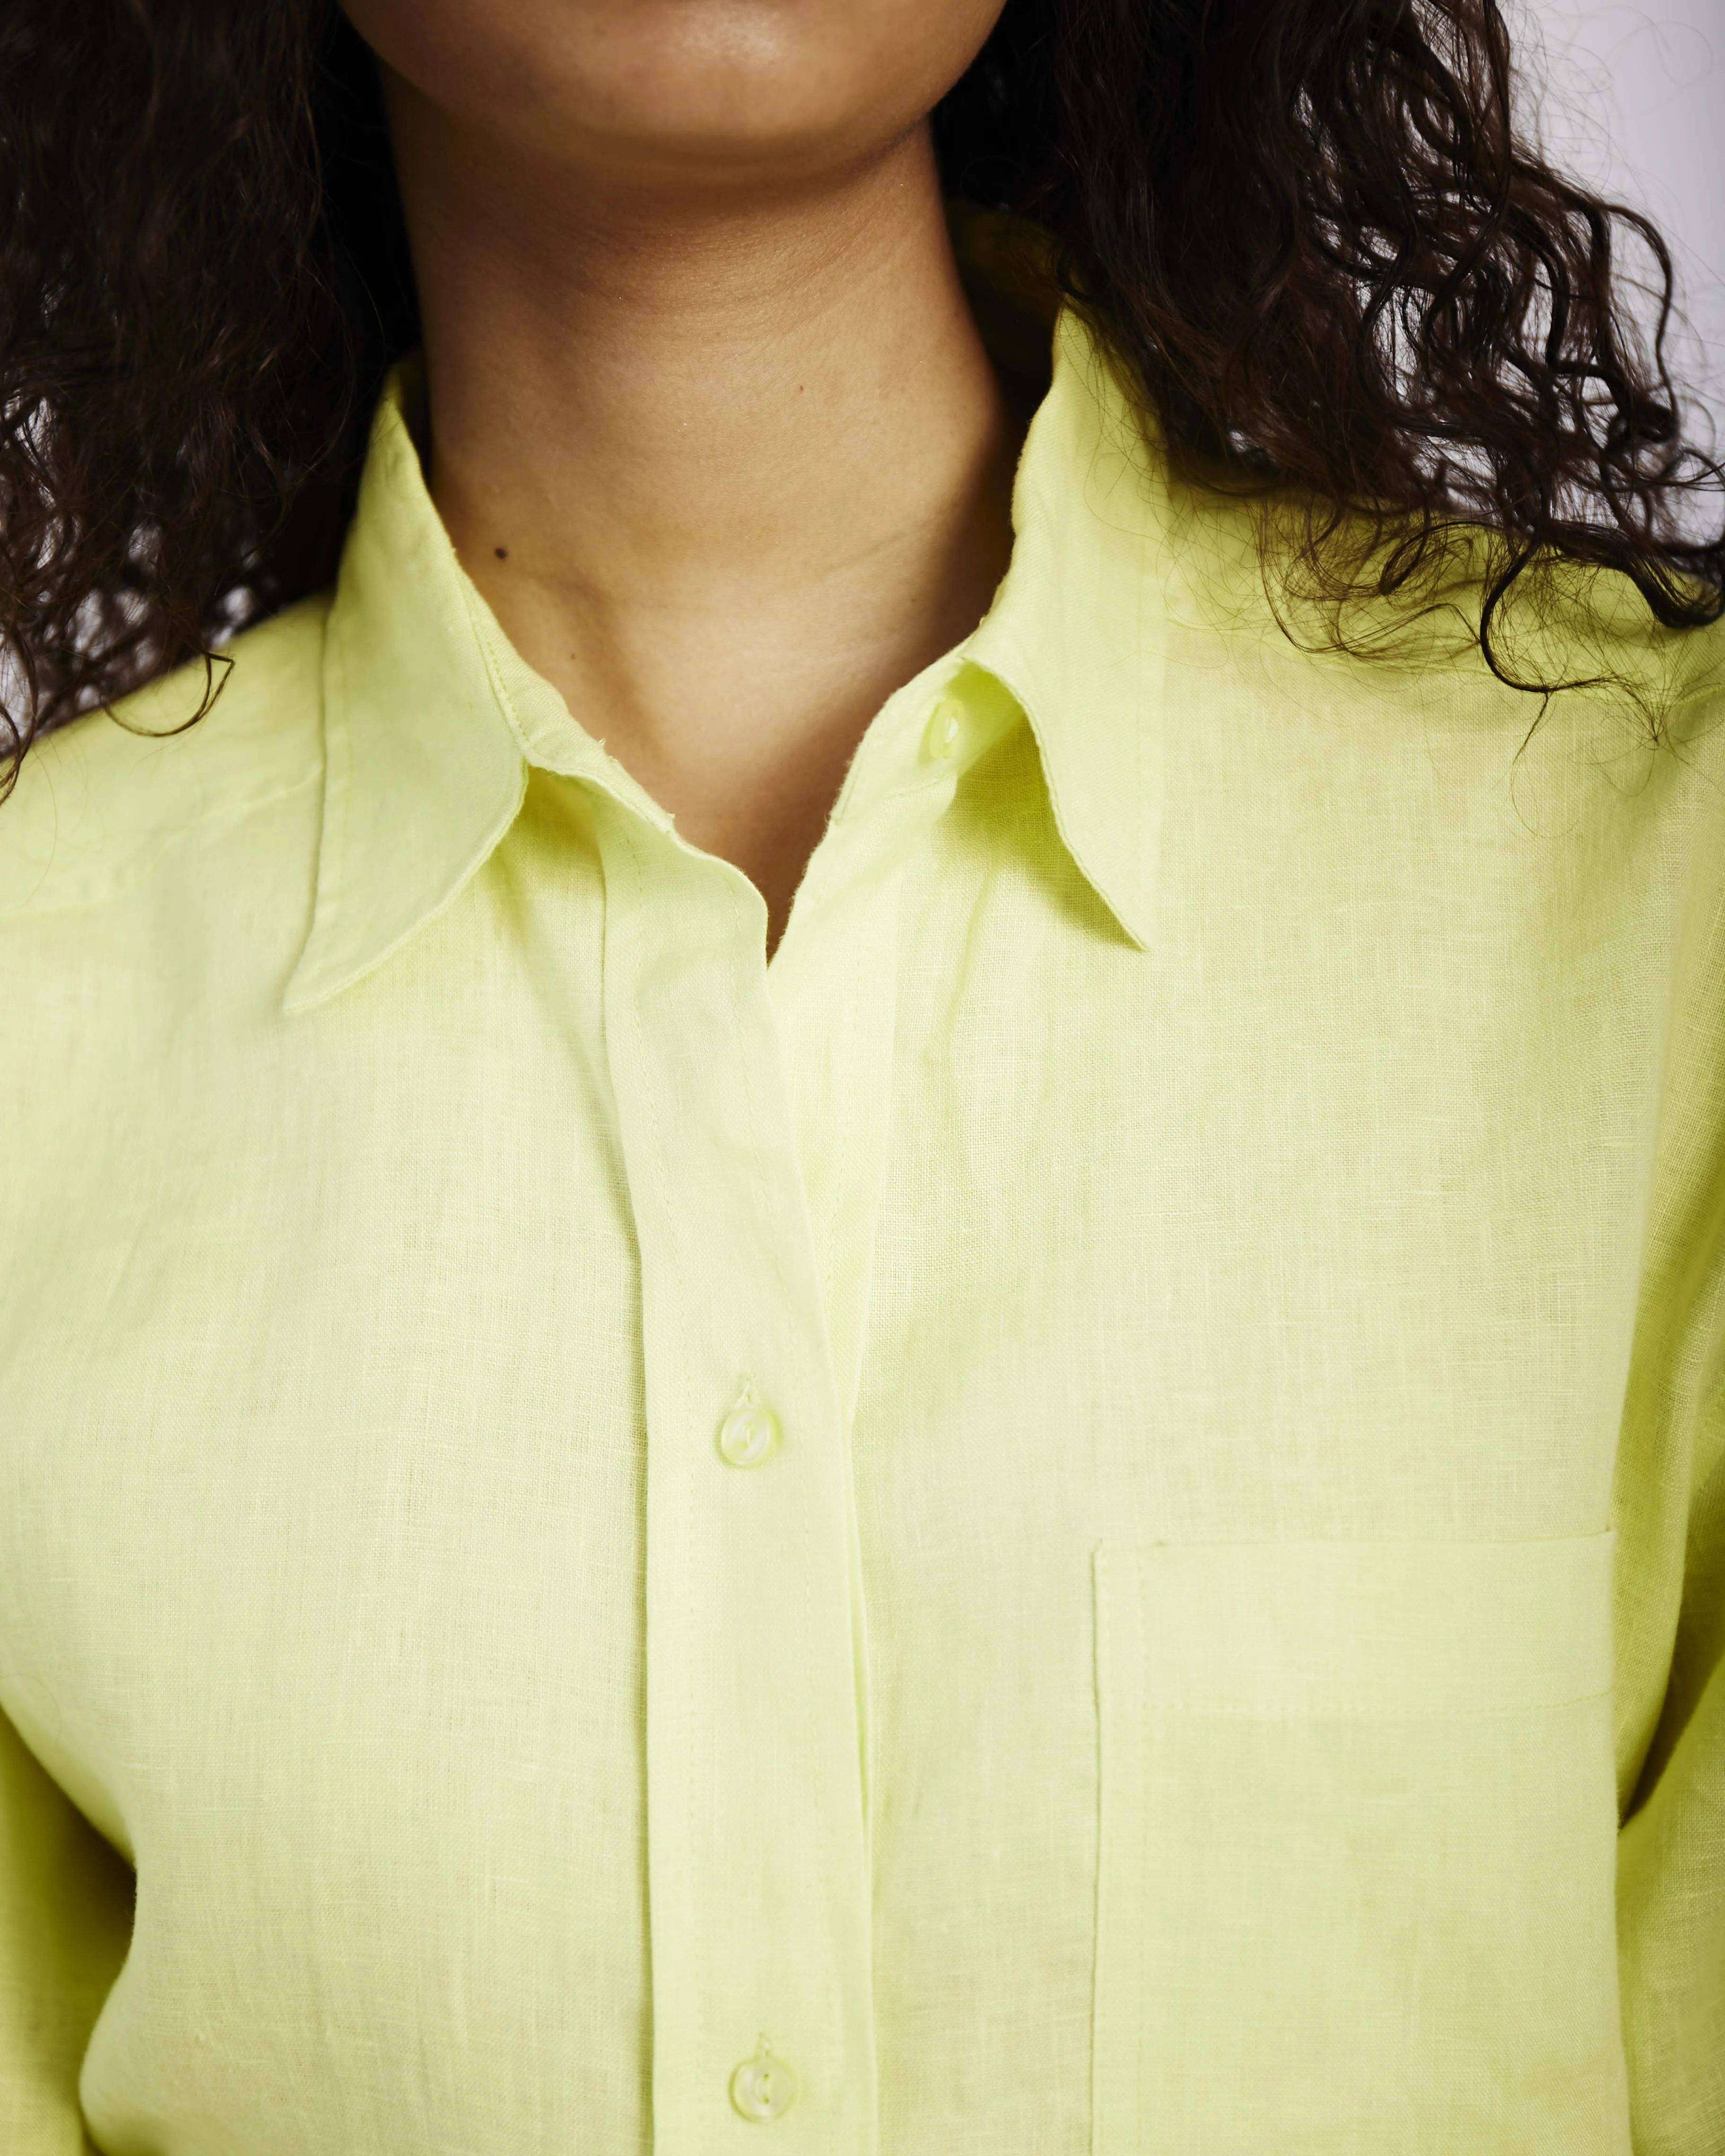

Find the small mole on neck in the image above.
[{"left": 494, "top": 546, "right": 509, "bottom": 559}]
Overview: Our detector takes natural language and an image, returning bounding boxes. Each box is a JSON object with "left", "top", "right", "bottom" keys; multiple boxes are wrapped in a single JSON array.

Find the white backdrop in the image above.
[{"left": 1518, "top": 0, "right": 1724, "bottom": 430}]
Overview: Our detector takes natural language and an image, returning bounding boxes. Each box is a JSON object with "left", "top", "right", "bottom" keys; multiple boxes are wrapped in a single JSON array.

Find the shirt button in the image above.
[
  {"left": 730, "top": 2041, "right": 799, "bottom": 2122},
  {"left": 717, "top": 1380, "right": 780, "bottom": 1469},
  {"left": 919, "top": 693, "right": 965, "bottom": 763}
]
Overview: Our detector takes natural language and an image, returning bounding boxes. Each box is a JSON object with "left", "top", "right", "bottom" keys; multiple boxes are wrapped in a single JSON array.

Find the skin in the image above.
[{"left": 339, "top": 0, "right": 1019, "bottom": 961}]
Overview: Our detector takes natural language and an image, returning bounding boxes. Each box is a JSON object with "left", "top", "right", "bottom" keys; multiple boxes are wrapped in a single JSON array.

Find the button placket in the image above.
[{"left": 590, "top": 798, "right": 878, "bottom": 2154}]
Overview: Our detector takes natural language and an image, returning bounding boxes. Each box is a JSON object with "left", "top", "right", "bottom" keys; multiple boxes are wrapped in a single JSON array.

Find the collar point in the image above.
[{"left": 280, "top": 938, "right": 358, "bottom": 1016}]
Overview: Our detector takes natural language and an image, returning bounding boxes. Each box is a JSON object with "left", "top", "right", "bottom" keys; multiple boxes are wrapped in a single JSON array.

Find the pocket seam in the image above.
[{"left": 1130, "top": 1685, "right": 1614, "bottom": 1721}]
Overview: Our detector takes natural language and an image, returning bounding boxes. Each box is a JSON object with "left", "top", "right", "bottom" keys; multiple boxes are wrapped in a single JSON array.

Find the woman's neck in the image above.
[{"left": 383, "top": 74, "right": 1021, "bottom": 946}]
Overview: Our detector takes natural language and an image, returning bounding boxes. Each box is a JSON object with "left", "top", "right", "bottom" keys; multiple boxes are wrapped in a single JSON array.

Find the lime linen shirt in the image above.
[{"left": 3, "top": 297, "right": 1725, "bottom": 2156}]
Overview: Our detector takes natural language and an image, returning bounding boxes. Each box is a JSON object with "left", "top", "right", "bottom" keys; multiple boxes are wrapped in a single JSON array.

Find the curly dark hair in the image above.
[{"left": 0, "top": 0, "right": 1720, "bottom": 798}]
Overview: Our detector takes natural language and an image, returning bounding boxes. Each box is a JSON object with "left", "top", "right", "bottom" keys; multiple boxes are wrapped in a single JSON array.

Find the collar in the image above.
[{"left": 283, "top": 276, "right": 1171, "bottom": 1013}]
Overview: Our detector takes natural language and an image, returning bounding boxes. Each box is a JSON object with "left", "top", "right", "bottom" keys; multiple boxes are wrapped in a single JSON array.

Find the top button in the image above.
[
  {"left": 920, "top": 693, "right": 965, "bottom": 763},
  {"left": 731, "top": 2040, "right": 799, "bottom": 2122}
]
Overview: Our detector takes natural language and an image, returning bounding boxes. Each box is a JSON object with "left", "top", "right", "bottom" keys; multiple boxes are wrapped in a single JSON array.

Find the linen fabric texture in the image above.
[{"left": 1, "top": 249, "right": 1724, "bottom": 2156}]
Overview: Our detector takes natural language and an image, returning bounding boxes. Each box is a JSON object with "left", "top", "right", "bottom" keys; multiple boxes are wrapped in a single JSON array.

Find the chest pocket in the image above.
[{"left": 1091, "top": 1531, "right": 1628, "bottom": 2155}]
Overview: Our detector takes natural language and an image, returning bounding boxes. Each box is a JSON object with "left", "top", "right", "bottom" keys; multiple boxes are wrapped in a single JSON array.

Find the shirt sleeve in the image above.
[
  {"left": 1617, "top": 1374, "right": 1725, "bottom": 2155},
  {"left": 0, "top": 1704, "right": 132, "bottom": 2155}
]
